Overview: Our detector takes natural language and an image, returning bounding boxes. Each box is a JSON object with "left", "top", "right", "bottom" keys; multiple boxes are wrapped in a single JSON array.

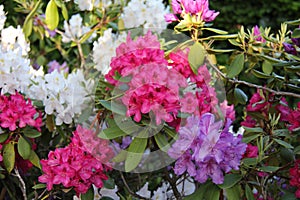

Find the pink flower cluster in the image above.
[
  {"left": 165, "top": 0, "right": 219, "bottom": 23},
  {"left": 106, "top": 32, "right": 222, "bottom": 126},
  {"left": 289, "top": 159, "right": 300, "bottom": 198},
  {"left": 39, "top": 125, "right": 114, "bottom": 195},
  {"left": 0, "top": 92, "right": 42, "bottom": 131},
  {"left": 241, "top": 89, "right": 300, "bottom": 131}
]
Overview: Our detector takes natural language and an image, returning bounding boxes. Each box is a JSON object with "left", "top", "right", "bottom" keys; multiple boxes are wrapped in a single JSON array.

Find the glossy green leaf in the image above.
[
  {"left": 227, "top": 53, "right": 244, "bottom": 78},
  {"left": 0, "top": 133, "right": 9, "bottom": 143},
  {"left": 292, "top": 28, "right": 300, "bottom": 38},
  {"left": 61, "top": 3, "right": 68, "bottom": 20},
  {"left": 32, "top": 184, "right": 46, "bottom": 190},
  {"left": 45, "top": 0, "right": 59, "bottom": 30},
  {"left": 112, "top": 150, "right": 127, "bottom": 162},
  {"left": 185, "top": 181, "right": 220, "bottom": 200},
  {"left": 251, "top": 69, "right": 272, "bottom": 79},
  {"left": 23, "top": 127, "right": 41, "bottom": 138},
  {"left": 206, "top": 34, "right": 238, "bottom": 40},
  {"left": 228, "top": 39, "right": 241, "bottom": 46},
  {"left": 99, "top": 100, "right": 126, "bottom": 115},
  {"left": 81, "top": 187, "right": 94, "bottom": 200},
  {"left": 46, "top": 114, "right": 55, "bottom": 132},
  {"left": 18, "top": 136, "right": 31, "bottom": 160},
  {"left": 242, "top": 158, "right": 258, "bottom": 166},
  {"left": 273, "top": 138, "right": 294, "bottom": 149},
  {"left": 284, "top": 65, "right": 300, "bottom": 72},
  {"left": 125, "top": 131, "right": 148, "bottom": 172},
  {"left": 218, "top": 174, "right": 242, "bottom": 189},
  {"left": 202, "top": 27, "right": 228, "bottom": 34},
  {"left": 285, "top": 19, "right": 300, "bottom": 25},
  {"left": 225, "top": 185, "right": 242, "bottom": 200},
  {"left": 243, "top": 127, "right": 264, "bottom": 133},
  {"left": 245, "top": 184, "right": 255, "bottom": 200},
  {"left": 154, "top": 133, "right": 170, "bottom": 152},
  {"left": 98, "top": 126, "right": 128, "bottom": 139},
  {"left": 234, "top": 88, "right": 248, "bottom": 105},
  {"left": 188, "top": 42, "right": 206, "bottom": 75},
  {"left": 258, "top": 166, "right": 280, "bottom": 173},
  {"left": 262, "top": 60, "right": 273, "bottom": 75},
  {"left": 242, "top": 134, "right": 260, "bottom": 143},
  {"left": 3, "top": 142, "right": 15, "bottom": 173},
  {"left": 28, "top": 150, "right": 41, "bottom": 169},
  {"left": 23, "top": 18, "right": 33, "bottom": 38}
]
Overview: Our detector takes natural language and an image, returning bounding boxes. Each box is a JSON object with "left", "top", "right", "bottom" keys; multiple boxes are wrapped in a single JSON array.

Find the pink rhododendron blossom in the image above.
[
  {"left": 168, "top": 113, "right": 246, "bottom": 184},
  {"left": 220, "top": 100, "right": 235, "bottom": 121},
  {"left": 243, "top": 144, "right": 258, "bottom": 158},
  {"left": 246, "top": 89, "right": 270, "bottom": 113},
  {"left": 165, "top": 0, "right": 219, "bottom": 23},
  {"left": 289, "top": 160, "right": 300, "bottom": 198},
  {"left": 0, "top": 92, "right": 42, "bottom": 131},
  {"left": 39, "top": 126, "right": 114, "bottom": 195}
]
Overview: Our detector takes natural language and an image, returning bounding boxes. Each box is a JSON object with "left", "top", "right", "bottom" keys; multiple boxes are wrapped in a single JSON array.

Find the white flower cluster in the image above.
[
  {"left": 121, "top": 0, "right": 169, "bottom": 33},
  {"left": 62, "top": 14, "right": 96, "bottom": 43},
  {"left": 0, "top": 5, "right": 6, "bottom": 31},
  {"left": 92, "top": 28, "right": 127, "bottom": 75},
  {"left": 74, "top": 0, "right": 99, "bottom": 11},
  {"left": 29, "top": 70, "right": 94, "bottom": 125},
  {"left": 0, "top": 4, "right": 95, "bottom": 126}
]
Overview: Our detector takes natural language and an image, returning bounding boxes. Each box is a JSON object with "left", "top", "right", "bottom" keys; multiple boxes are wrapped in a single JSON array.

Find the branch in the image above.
[
  {"left": 119, "top": 171, "right": 150, "bottom": 200},
  {"left": 13, "top": 168, "right": 27, "bottom": 200},
  {"left": 209, "top": 61, "right": 300, "bottom": 99}
]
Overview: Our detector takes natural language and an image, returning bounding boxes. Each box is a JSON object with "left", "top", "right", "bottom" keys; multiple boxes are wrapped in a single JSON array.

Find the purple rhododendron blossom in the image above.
[{"left": 168, "top": 113, "right": 247, "bottom": 184}]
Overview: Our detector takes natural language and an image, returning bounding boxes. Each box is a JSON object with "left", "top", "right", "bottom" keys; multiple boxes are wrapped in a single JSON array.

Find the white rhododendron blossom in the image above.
[
  {"left": 92, "top": 28, "right": 127, "bottom": 74},
  {"left": 74, "top": 0, "right": 100, "bottom": 11},
  {"left": 29, "top": 69, "right": 95, "bottom": 125},
  {"left": 0, "top": 48, "right": 31, "bottom": 95},
  {"left": 121, "top": 0, "right": 168, "bottom": 33},
  {"left": 62, "top": 14, "right": 96, "bottom": 43},
  {"left": 1, "top": 25, "right": 30, "bottom": 55},
  {"left": 0, "top": 5, "right": 6, "bottom": 31}
]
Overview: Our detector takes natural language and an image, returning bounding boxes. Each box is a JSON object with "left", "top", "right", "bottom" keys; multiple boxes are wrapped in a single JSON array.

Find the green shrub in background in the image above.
[{"left": 210, "top": 0, "right": 300, "bottom": 32}]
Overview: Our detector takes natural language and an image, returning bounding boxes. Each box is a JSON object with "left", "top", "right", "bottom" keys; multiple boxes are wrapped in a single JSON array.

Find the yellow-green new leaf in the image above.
[
  {"left": 45, "top": 0, "right": 59, "bottom": 30},
  {"left": 3, "top": 142, "right": 15, "bottom": 173},
  {"left": 29, "top": 150, "right": 41, "bottom": 169},
  {"left": 188, "top": 42, "right": 206, "bottom": 75}
]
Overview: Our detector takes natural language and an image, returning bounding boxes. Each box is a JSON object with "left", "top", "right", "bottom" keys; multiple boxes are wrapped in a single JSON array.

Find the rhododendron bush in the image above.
[{"left": 0, "top": 0, "right": 300, "bottom": 199}]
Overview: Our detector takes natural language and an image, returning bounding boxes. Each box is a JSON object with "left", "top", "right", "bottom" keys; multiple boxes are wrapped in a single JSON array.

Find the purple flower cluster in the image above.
[{"left": 168, "top": 113, "right": 247, "bottom": 184}]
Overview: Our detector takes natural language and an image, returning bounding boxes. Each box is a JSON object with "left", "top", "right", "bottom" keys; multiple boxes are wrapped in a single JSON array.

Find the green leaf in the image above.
[
  {"left": 292, "top": 28, "right": 300, "bottom": 38},
  {"left": 28, "top": 150, "right": 41, "bottom": 169},
  {"left": 154, "top": 133, "right": 170, "bottom": 152},
  {"left": 99, "top": 100, "right": 126, "bottom": 115},
  {"left": 262, "top": 60, "right": 273, "bottom": 75},
  {"left": 46, "top": 114, "right": 55, "bottom": 132},
  {"left": 188, "top": 42, "right": 206, "bottom": 75},
  {"left": 0, "top": 133, "right": 9, "bottom": 143},
  {"left": 228, "top": 39, "right": 241, "bottom": 46},
  {"left": 242, "top": 158, "right": 258, "bottom": 166},
  {"left": 294, "top": 145, "right": 300, "bottom": 154},
  {"left": 118, "top": 19, "right": 125, "bottom": 30},
  {"left": 234, "top": 88, "right": 248, "bottom": 105},
  {"left": 185, "top": 181, "right": 220, "bottom": 200},
  {"left": 258, "top": 166, "right": 280, "bottom": 173},
  {"left": 227, "top": 53, "right": 244, "bottom": 78},
  {"left": 23, "top": 18, "right": 33, "bottom": 38},
  {"left": 17, "top": 136, "right": 31, "bottom": 160},
  {"left": 273, "top": 138, "right": 294, "bottom": 149},
  {"left": 32, "top": 184, "right": 46, "bottom": 190},
  {"left": 273, "top": 129, "right": 289, "bottom": 136},
  {"left": 251, "top": 69, "right": 272, "bottom": 79},
  {"left": 284, "top": 65, "right": 300, "bottom": 72},
  {"left": 80, "top": 187, "right": 94, "bottom": 200},
  {"left": 98, "top": 126, "right": 128, "bottom": 139},
  {"left": 206, "top": 34, "right": 238, "bottom": 40},
  {"left": 243, "top": 127, "right": 264, "bottom": 133},
  {"left": 125, "top": 131, "right": 148, "bottom": 172},
  {"left": 202, "top": 27, "right": 228, "bottom": 34},
  {"left": 23, "top": 127, "right": 41, "bottom": 138},
  {"left": 61, "top": 3, "right": 68, "bottom": 20},
  {"left": 112, "top": 150, "right": 127, "bottom": 162},
  {"left": 245, "top": 184, "right": 255, "bottom": 200},
  {"left": 242, "top": 134, "right": 260, "bottom": 143},
  {"left": 45, "top": 0, "right": 59, "bottom": 30},
  {"left": 225, "top": 185, "right": 242, "bottom": 200},
  {"left": 3, "top": 142, "right": 15, "bottom": 173},
  {"left": 285, "top": 19, "right": 300, "bottom": 25},
  {"left": 218, "top": 174, "right": 242, "bottom": 189}
]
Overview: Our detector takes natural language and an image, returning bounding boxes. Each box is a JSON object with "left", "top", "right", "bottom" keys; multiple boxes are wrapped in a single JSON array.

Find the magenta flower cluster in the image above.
[
  {"left": 165, "top": 0, "right": 219, "bottom": 23},
  {"left": 168, "top": 113, "right": 247, "bottom": 184},
  {"left": 0, "top": 92, "right": 42, "bottom": 131},
  {"left": 38, "top": 125, "right": 114, "bottom": 195},
  {"left": 106, "top": 32, "right": 222, "bottom": 126}
]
